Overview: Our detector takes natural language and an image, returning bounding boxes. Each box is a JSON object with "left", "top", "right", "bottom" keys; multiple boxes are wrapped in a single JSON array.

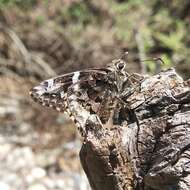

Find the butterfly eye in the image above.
[{"left": 116, "top": 61, "right": 125, "bottom": 71}]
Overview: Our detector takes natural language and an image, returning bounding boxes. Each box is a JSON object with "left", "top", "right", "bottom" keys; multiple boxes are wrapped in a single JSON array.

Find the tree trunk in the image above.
[{"left": 79, "top": 68, "right": 190, "bottom": 190}]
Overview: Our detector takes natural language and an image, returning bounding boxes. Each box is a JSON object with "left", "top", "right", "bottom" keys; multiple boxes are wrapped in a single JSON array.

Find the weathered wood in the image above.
[{"left": 80, "top": 68, "right": 190, "bottom": 190}]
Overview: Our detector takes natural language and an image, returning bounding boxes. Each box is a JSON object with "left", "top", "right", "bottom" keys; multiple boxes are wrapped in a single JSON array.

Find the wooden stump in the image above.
[{"left": 80, "top": 68, "right": 190, "bottom": 190}]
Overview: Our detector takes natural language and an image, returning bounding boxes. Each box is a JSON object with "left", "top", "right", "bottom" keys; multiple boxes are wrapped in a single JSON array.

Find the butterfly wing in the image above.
[
  {"left": 30, "top": 68, "right": 119, "bottom": 136},
  {"left": 30, "top": 69, "right": 109, "bottom": 113}
]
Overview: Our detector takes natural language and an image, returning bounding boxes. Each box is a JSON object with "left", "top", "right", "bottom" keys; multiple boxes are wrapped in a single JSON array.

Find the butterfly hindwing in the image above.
[{"left": 67, "top": 74, "right": 117, "bottom": 128}]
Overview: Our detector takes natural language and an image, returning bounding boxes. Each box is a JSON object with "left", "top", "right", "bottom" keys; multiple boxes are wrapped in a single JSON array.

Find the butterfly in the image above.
[{"left": 30, "top": 53, "right": 144, "bottom": 137}]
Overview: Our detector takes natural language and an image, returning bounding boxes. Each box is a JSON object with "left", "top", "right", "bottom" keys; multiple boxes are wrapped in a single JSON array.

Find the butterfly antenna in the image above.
[{"left": 141, "top": 57, "right": 165, "bottom": 65}]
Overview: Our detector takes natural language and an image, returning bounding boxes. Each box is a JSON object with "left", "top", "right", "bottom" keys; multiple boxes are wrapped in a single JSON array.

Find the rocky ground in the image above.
[{"left": 0, "top": 121, "right": 90, "bottom": 190}]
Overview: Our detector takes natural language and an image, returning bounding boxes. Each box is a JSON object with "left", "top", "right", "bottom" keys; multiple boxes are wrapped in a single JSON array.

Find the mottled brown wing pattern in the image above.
[
  {"left": 30, "top": 70, "right": 107, "bottom": 111},
  {"left": 30, "top": 69, "right": 117, "bottom": 136},
  {"left": 30, "top": 57, "right": 133, "bottom": 137}
]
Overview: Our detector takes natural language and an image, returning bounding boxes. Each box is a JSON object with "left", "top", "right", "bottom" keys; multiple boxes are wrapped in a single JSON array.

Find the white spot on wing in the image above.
[
  {"left": 72, "top": 71, "right": 80, "bottom": 91},
  {"left": 72, "top": 71, "right": 80, "bottom": 83},
  {"left": 45, "top": 78, "right": 61, "bottom": 92},
  {"left": 46, "top": 79, "right": 54, "bottom": 89}
]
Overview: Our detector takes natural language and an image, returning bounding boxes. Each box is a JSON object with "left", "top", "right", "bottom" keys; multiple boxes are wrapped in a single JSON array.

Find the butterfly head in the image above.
[
  {"left": 107, "top": 59, "right": 126, "bottom": 77},
  {"left": 108, "top": 52, "right": 128, "bottom": 75},
  {"left": 115, "top": 59, "right": 126, "bottom": 72}
]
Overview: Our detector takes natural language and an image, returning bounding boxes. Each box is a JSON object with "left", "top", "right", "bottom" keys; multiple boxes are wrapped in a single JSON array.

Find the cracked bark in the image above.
[{"left": 79, "top": 68, "right": 190, "bottom": 190}]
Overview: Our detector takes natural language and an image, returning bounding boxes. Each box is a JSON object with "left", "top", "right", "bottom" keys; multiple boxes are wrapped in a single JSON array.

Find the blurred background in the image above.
[{"left": 0, "top": 0, "right": 189, "bottom": 190}]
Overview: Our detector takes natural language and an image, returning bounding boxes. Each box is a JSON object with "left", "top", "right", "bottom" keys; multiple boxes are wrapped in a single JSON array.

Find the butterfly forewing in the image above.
[{"left": 30, "top": 69, "right": 109, "bottom": 112}]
